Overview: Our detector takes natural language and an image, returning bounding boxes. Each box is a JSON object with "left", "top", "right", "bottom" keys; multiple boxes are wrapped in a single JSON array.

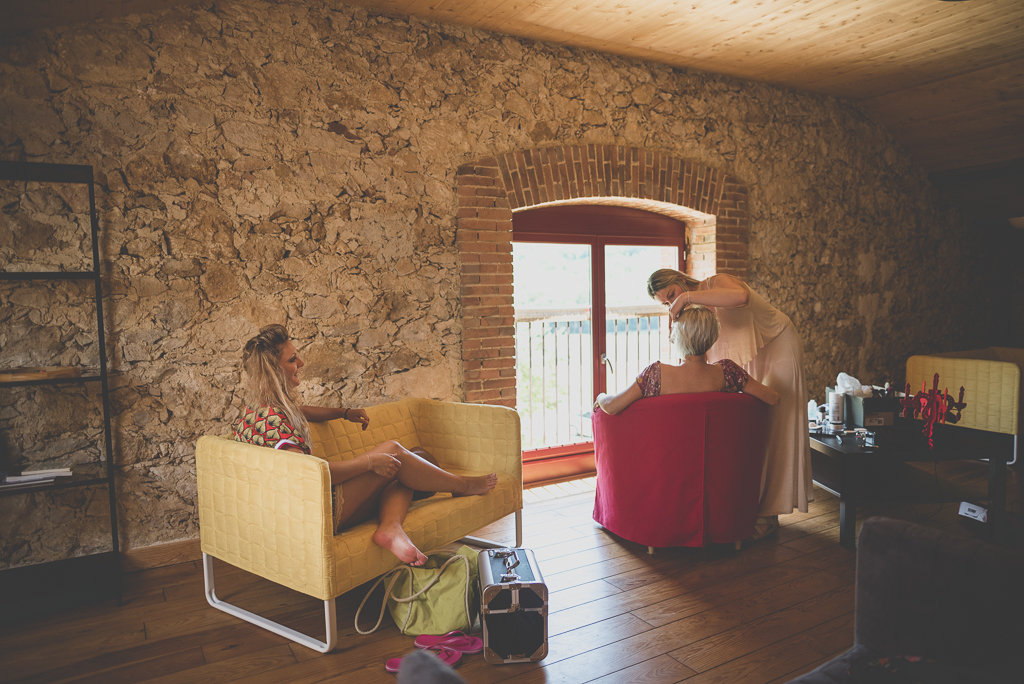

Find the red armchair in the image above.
[{"left": 592, "top": 392, "right": 768, "bottom": 551}]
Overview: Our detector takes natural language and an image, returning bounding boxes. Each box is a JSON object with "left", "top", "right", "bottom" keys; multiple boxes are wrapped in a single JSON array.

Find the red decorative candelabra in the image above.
[{"left": 899, "top": 373, "right": 967, "bottom": 449}]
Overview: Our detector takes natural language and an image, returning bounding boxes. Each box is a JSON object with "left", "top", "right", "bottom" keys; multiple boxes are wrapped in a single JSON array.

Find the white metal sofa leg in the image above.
[
  {"left": 460, "top": 509, "right": 523, "bottom": 549},
  {"left": 202, "top": 553, "right": 337, "bottom": 653}
]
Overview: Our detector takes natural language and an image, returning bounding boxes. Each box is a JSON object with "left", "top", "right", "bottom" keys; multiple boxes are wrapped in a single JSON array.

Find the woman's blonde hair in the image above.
[
  {"left": 671, "top": 305, "right": 720, "bottom": 357},
  {"left": 241, "top": 324, "right": 310, "bottom": 445},
  {"left": 647, "top": 268, "right": 701, "bottom": 299}
]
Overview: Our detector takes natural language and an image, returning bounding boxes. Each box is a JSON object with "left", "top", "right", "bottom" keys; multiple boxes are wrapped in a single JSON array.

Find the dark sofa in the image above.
[{"left": 788, "top": 516, "right": 1024, "bottom": 683}]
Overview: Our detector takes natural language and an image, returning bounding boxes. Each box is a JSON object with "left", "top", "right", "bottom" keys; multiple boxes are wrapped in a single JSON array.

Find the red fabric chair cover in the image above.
[{"left": 592, "top": 392, "right": 768, "bottom": 549}]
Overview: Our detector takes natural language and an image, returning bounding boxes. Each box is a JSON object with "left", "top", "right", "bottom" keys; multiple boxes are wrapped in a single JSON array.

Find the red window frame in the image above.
[{"left": 513, "top": 205, "right": 687, "bottom": 484}]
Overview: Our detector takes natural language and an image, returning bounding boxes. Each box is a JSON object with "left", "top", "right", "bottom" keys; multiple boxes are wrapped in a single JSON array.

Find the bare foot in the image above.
[
  {"left": 456, "top": 472, "right": 498, "bottom": 497},
  {"left": 373, "top": 523, "right": 428, "bottom": 566}
]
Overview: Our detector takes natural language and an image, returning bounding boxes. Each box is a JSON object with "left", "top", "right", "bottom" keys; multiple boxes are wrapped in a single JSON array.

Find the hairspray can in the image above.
[{"left": 829, "top": 391, "right": 845, "bottom": 427}]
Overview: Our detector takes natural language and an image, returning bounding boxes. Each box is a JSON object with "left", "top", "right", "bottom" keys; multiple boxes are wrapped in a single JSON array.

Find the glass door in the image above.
[
  {"left": 512, "top": 205, "right": 688, "bottom": 484},
  {"left": 513, "top": 242, "right": 593, "bottom": 451},
  {"left": 601, "top": 245, "right": 679, "bottom": 396}
]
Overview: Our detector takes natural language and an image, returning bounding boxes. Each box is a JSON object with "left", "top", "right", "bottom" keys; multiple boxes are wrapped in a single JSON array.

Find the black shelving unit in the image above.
[{"left": 0, "top": 160, "right": 120, "bottom": 619}]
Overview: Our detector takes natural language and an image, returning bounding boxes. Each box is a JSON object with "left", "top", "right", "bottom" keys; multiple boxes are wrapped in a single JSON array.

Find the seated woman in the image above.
[
  {"left": 232, "top": 324, "right": 497, "bottom": 566},
  {"left": 595, "top": 306, "right": 780, "bottom": 414}
]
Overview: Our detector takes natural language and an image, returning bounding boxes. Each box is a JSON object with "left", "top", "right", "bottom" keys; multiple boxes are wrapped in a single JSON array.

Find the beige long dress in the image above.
[{"left": 702, "top": 276, "right": 814, "bottom": 515}]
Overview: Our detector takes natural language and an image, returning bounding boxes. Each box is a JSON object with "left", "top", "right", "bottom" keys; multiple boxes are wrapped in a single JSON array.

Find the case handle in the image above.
[{"left": 491, "top": 548, "right": 521, "bottom": 583}]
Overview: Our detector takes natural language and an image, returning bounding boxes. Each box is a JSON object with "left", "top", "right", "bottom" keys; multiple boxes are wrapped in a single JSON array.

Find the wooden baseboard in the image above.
[
  {"left": 523, "top": 451, "right": 596, "bottom": 487},
  {"left": 122, "top": 538, "right": 201, "bottom": 573},
  {"left": 525, "top": 471, "right": 597, "bottom": 489}
]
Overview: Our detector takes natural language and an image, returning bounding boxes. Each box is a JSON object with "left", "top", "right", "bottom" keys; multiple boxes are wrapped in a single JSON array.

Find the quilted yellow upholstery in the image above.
[
  {"left": 197, "top": 435, "right": 336, "bottom": 598},
  {"left": 906, "top": 350, "right": 1021, "bottom": 436},
  {"left": 307, "top": 401, "right": 421, "bottom": 462},
  {"left": 197, "top": 398, "right": 522, "bottom": 601}
]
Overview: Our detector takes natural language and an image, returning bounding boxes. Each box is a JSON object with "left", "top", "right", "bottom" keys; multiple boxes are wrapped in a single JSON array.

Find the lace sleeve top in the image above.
[{"left": 636, "top": 359, "right": 749, "bottom": 398}]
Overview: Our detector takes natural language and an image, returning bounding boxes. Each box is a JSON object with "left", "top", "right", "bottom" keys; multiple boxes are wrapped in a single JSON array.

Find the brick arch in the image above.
[{"left": 456, "top": 144, "right": 750, "bottom": 406}]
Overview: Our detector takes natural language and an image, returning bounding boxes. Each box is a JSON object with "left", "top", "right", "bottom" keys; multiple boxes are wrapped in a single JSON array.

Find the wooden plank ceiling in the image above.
[
  {"left": 5, "top": 0, "right": 1023, "bottom": 219},
  {"left": 346, "top": 0, "right": 1024, "bottom": 220}
]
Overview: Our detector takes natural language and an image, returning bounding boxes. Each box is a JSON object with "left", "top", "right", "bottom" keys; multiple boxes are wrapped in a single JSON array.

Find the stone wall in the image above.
[{"left": 0, "top": 0, "right": 1003, "bottom": 566}]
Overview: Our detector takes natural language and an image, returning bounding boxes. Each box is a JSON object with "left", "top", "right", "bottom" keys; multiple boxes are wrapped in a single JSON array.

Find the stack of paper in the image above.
[
  {"left": 0, "top": 465, "right": 73, "bottom": 491},
  {"left": 21, "top": 465, "right": 74, "bottom": 477}
]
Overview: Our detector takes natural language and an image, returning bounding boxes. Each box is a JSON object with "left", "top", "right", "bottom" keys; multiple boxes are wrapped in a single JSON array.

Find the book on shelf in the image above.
[
  {"left": 3, "top": 471, "right": 66, "bottom": 484},
  {"left": 21, "top": 465, "right": 74, "bottom": 477},
  {"left": 0, "top": 477, "right": 56, "bottom": 491},
  {"left": 1, "top": 463, "right": 73, "bottom": 484}
]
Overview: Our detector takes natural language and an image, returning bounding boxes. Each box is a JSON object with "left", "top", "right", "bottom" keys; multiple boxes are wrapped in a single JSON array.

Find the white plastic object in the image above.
[
  {"left": 836, "top": 372, "right": 873, "bottom": 397},
  {"left": 958, "top": 502, "right": 988, "bottom": 523}
]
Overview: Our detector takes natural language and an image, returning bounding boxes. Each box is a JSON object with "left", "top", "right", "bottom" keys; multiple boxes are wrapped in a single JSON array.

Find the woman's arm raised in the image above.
[{"left": 669, "top": 273, "right": 749, "bottom": 319}]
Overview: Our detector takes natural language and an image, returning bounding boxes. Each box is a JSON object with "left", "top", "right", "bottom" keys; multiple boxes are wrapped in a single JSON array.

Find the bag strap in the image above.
[
  {"left": 353, "top": 565, "right": 411, "bottom": 635},
  {"left": 390, "top": 555, "right": 471, "bottom": 634},
  {"left": 417, "top": 554, "right": 470, "bottom": 632},
  {"left": 391, "top": 554, "right": 466, "bottom": 603},
  {"left": 353, "top": 553, "right": 472, "bottom": 635}
]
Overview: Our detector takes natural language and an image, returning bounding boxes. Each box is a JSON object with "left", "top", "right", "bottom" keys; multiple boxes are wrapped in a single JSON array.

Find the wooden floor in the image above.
[{"left": 2, "top": 461, "right": 1020, "bottom": 684}]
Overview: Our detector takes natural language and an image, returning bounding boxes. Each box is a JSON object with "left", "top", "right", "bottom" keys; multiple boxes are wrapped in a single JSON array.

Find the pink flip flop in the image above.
[
  {"left": 413, "top": 630, "right": 484, "bottom": 654},
  {"left": 385, "top": 646, "right": 461, "bottom": 673}
]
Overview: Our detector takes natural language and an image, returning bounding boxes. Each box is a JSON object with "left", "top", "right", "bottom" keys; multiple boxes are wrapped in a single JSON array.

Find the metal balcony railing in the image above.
[{"left": 515, "top": 305, "right": 675, "bottom": 451}]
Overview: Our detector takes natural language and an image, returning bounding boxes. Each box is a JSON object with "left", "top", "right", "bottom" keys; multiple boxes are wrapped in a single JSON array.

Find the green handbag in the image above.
[{"left": 355, "top": 545, "right": 480, "bottom": 636}]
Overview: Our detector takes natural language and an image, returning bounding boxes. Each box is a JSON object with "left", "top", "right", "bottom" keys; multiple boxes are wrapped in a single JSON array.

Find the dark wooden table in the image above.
[{"left": 809, "top": 422, "right": 1013, "bottom": 549}]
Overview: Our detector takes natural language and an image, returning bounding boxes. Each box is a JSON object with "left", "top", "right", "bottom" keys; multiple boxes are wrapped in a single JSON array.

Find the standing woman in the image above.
[
  {"left": 647, "top": 269, "right": 812, "bottom": 538},
  {"left": 232, "top": 324, "right": 496, "bottom": 566}
]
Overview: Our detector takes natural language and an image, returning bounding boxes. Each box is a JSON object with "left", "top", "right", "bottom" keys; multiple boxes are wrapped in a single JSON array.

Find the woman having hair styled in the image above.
[
  {"left": 595, "top": 306, "right": 779, "bottom": 414},
  {"left": 646, "top": 268, "right": 812, "bottom": 540},
  {"left": 232, "top": 324, "right": 496, "bottom": 566}
]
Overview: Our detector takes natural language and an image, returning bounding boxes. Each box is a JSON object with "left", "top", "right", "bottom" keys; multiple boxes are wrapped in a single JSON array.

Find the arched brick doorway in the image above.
[{"left": 456, "top": 145, "right": 750, "bottom": 407}]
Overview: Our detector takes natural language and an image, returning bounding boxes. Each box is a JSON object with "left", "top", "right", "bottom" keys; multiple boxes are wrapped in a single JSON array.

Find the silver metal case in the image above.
[{"left": 478, "top": 547, "right": 548, "bottom": 664}]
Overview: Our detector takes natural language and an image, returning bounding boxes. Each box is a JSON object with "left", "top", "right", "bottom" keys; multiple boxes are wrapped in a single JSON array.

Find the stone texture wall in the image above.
[{"left": 0, "top": 0, "right": 1003, "bottom": 566}]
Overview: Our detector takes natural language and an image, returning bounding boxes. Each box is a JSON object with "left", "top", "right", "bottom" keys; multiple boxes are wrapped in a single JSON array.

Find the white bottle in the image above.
[
  {"left": 808, "top": 399, "right": 818, "bottom": 421},
  {"left": 829, "top": 392, "right": 845, "bottom": 426}
]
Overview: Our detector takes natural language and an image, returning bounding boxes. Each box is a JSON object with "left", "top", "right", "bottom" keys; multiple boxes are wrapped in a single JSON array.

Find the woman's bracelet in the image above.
[
  {"left": 343, "top": 408, "right": 350, "bottom": 421},
  {"left": 686, "top": 290, "right": 691, "bottom": 306}
]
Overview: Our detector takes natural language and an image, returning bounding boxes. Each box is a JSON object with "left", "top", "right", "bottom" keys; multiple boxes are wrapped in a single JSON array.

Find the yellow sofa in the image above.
[
  {"left": 906, "top": 347, "right": 1021, "bottom": 464},
  {"left": 196, "top": 398, "right": 523, "bottom": 652}
]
